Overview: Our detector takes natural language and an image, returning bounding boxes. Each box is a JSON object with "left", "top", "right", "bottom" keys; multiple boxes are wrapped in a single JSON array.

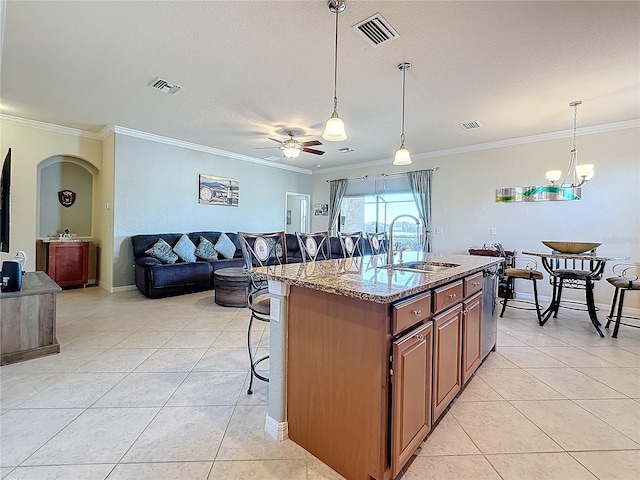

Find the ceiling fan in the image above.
[{"left": 255, "top": 130, "right": 325, "bottom": 159}]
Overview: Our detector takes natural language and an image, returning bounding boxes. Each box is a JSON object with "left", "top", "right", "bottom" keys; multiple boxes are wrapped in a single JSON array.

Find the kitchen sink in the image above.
[{"left": 378, "top": 261, "right": 460, "bottom": 273}]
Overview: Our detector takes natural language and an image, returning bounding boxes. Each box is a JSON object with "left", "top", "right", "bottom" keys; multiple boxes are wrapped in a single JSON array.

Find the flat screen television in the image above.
[{"left": 0, "top": 148, "right": 11, "bottom": 253}]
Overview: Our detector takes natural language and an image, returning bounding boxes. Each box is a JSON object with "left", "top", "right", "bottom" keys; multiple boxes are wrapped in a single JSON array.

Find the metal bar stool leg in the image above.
[
  {"left": 499, "top": 276, "right": 513, "bottom": 318},
  {"left": 532, "top": 278, "right": 543, "bottom": 325},
  {"left": 612, "top": 289, "right": 626, "bottom": 338},
  {"left": 605, "top": 287, "right": 620, "bottom": 329}
]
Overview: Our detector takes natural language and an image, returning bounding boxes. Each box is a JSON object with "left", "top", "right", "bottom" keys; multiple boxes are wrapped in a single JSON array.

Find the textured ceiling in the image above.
[{"left": 1, "top": 1, "right": 639, "bottom": 172}]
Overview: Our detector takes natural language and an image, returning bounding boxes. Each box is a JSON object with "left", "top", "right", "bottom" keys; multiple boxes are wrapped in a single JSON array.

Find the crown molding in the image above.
[
  {"left": 315, "top": 119, "right": 640, "bottom": 174},
  {"left": 0, "top": 114, "right": 104, "bottom": 139},
  {"left": 110, "top": 125, "right": 313, "bottom": 175},
  {"left": 0, "top": 116, "right": 312, "bottom": 174}
]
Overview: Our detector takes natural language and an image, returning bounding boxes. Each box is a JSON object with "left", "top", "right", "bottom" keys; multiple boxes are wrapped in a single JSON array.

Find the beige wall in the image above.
[
  {"left": 0, "top": 118, "right": 103, "bottom": 272},
  {"left": 94, "top": 133, "right": 115, "bottom": 291},
  {"left": 311, "top": 127, "right": 640, "bottom": 307}
]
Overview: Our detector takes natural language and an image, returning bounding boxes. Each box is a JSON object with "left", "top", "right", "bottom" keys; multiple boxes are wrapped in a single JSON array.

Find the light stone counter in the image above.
[{"left": 253, "top": 252, "right": 503, "bottom": 304}]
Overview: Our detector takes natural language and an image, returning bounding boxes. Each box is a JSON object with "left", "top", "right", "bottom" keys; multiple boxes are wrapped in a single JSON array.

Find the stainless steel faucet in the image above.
[{"left": 387, "top": 214, "right": 421, "bottom": 265}]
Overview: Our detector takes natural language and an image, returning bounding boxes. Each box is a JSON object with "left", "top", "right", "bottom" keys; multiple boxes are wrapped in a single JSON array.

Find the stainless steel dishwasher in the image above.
[{"left": 481, "top": 265, "right": 499, "bottom": 359}]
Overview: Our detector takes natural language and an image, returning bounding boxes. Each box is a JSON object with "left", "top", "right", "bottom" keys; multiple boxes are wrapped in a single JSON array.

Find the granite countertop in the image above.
[
  {"left": 253, "top": 252, "right": 503, "bottom": 304},
  {"left": 41, "top": 238, "right": 91, "bottom": 243}
]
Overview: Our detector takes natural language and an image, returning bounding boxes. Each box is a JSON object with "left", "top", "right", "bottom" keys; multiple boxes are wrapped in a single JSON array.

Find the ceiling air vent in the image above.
[
  {"left": 352, "top": 13, "right": 399, "bottom": 48},
  {"left": 149, "top": 77, "right": 183, "bottom": 95},
  {"left": 458, "top": 120, "right": 483, "bottom": 130}
]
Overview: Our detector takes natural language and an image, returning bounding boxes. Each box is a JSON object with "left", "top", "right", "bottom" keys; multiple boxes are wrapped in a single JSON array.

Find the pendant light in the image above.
[
  {"left": 393, "top": 62, "right": 412, "bottom": 166},
  {"left": 545, "top": 100, "right": 595, "bottom": 187},
  {"left": 322, "top": 0, "right": 347, "bottom": 142}
]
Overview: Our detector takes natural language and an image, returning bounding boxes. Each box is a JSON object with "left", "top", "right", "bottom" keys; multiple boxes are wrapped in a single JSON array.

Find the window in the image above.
[{"left": 339, "top": 177, "right": 421, "bottom": 251}]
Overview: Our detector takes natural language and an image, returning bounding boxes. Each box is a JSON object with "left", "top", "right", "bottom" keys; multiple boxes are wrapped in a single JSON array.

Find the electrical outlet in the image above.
[
  {"left": 490, "top": 227, "right": 497, "bottom": 235},
  {"left": 435, "top": 227, "right": 443, "bottom": 234}
]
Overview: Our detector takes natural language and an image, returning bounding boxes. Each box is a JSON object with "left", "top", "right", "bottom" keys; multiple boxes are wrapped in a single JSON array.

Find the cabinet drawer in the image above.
[
  {"left": 392, "top": 292, "right": 432, "bottom": 335},
  {"left": 464, "top": 272, "right": 483, "bottom": 298},
  {"left": 433, "top": 280, "right": 463, "bottom": 314}
]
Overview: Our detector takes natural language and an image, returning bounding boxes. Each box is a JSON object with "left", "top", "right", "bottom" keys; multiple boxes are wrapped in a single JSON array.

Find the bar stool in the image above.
[
  {"left": 296, "top": 231, "right": 331, "bottom": 262},
  {"left": 238, "top": 231, "right": 287, "bottom": 394},
  {"left": 367, "top": 232, "right": 388, "bottom": 256},
  {"left": 605, "top": 263, "right": 640, "bottom": 338},
  {"left": 338, "top": 231, "right": 363, "bottom": 259},
  {"left": 500, "top": 256, "right": 544, "bottom": 325}
]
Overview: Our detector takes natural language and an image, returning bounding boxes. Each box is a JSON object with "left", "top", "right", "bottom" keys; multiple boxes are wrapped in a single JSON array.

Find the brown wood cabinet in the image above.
[
  {"left": 286, "top": 269, "right": 490, "bottom": 480},
  {"left": 432, "top": 303, "right": 463, "bottom": 420},
  {"left": 391, "top": 321, "right": 433, "bottom": 478},
  {"left": 38, "top": 241, "right": 89, "bottom": 287},
  {"left": 462, "top": 291, "right": 483, "bottom": 384}
]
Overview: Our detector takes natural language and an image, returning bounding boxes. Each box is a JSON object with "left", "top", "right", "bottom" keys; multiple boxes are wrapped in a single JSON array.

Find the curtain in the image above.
[
  {"left": 328, "top": 178, "right": 348, "bottom": 235},
  {"left": 407, "top": 169, "right": 433, "bottom": 252}
]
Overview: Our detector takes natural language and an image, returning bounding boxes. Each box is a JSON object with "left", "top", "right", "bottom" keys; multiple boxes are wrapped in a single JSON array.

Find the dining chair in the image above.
[
  {"left": 499, "top": 256, "right": 544, "bottom": 325},
  {"left": 295, "top": 231, "right": 331, "bottom": 263},
  {"left": 605, "top": 263, "right": 640, "bottom": 338},
  {"left": 238, "top": 231, "right": 287, "bottom": 394}
]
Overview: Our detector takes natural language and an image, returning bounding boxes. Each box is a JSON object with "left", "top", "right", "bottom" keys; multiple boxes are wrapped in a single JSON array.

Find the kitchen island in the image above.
[{"left": 256, "top": 252, "right": 502, "bottom": 480}]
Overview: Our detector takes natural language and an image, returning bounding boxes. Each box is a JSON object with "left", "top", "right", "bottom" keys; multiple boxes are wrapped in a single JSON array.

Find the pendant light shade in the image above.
[
  {"left": 392, "top": 62, "right": 412, "bottom": 166},
  {"left": 322, "top": 0, "right": 347, "bottom": 142},
  {"left": 323, "top": 112, "right": 347, "bottom": 142},
  {"left": 393, "top": 146, "right": 412, "bottom": 166}
]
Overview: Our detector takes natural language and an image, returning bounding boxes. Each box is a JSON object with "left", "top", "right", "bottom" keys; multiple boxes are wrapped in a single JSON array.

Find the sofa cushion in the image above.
[
  {"left": 195, "top": 236, "right": 218, "bottom": 260},
  {"left": 173, "top": 234, "right": 197, "bottom": 262},
  {"left": 150, "top": 262, "right": 213, "bottom": 288},
  {"left": 215, "top": 232, "right": 236, "bottom": 259},
  {"left": 146, "top": 238, "right": 179, "bottom": 264}
]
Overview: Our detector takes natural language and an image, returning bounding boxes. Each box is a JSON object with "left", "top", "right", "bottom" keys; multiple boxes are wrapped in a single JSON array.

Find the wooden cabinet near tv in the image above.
[{"left": 37, "top": 240, "right": 89, "bottom": 287}]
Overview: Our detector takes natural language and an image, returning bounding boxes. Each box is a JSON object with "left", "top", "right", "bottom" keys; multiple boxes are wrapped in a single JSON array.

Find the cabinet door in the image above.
[
  {"left": 432, "top": 304, "right": 462, "bottom": 421},
  {"left": 462, "top": 291, "right": 482, "bottom": 385},
  {"left": 391, "top": 321, "right": 433, "bottom": 477},
  {"left": 49, "top": 242, "right": 89, "bottom": 287}
]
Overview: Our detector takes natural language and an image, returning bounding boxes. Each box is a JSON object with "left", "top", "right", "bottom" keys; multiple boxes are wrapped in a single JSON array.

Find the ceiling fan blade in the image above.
[
  {"left": 301, "top": 140, "right": 322, "bottom": 147},
  {"left": 268, "top": 138, "right": 283, "bottom": 144},
  {"left": 254, "top": 146, "right": 281, "bottom": 150},
  {"left": 302, "top": 148, "right": 325, "bottom": 156}
]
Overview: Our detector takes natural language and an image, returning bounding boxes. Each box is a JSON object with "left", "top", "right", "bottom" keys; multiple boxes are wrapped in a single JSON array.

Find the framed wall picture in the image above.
[
  {"left": 314, "top": 204, "right": 328, "bottom": 216},
  {"left": 199, "top": 174, "right": 239, "bottom": 206}
]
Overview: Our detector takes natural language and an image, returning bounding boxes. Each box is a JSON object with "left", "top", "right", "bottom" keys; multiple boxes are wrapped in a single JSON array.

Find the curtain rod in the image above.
[
  {"left": 381, "top": 167, "right": 439, "bottom": 178},
  {"left": 326, "top": 175, "right": 369, "bottom": 183}
]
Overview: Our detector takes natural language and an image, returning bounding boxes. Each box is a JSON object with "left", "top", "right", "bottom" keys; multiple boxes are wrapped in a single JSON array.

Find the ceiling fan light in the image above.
[
  {"left": 322, "top": 113, "right": 347, "bottom": 141},
  {"left": 393, "top": 145, "right": 412, "bottom": 165},
  {"left": 282, "top": 147, "right": 301, "bottom": 159},
  {"left": 545, "top": 170, "right": 562, "bottom": 183}
]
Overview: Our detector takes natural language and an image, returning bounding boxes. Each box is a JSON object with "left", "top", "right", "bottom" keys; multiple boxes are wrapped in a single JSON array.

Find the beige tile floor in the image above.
[{"left": 1, "top": 287, "right": 639, "bottom": 479}]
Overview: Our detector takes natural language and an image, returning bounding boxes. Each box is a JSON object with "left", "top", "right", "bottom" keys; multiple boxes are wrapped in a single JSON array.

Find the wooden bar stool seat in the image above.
[{"left": 499, "top": 257, "right": 544, "bottom": 325}]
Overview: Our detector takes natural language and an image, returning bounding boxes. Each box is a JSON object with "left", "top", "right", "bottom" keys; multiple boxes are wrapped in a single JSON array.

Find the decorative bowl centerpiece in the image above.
[{"left": 542, "top": 241, "right": 601, "bottom": 254}]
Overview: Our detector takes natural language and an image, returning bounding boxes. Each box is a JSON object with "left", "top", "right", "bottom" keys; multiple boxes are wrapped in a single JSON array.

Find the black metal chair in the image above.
[
  {"left": 500, "top": 256, "right": 544, "bottom": 325},
  {"left": 295, "top": 231, "right": 331, "bottom": 263},
  {"left": 367, "top": 232, "right": 388, "bottom": 256},
  {"left": 338, "top": 231, "right": 363, "bottom": 260},
  {"left": 605, "top": 263, "right": 640, "bottom": 338},
  {"left": 238, "top": 231, "right": 287, "bottom": 394}
]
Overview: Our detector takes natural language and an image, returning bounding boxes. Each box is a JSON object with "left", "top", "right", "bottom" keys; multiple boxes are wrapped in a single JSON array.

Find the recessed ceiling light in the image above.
[
  {"left": 337, "top": 147, "right": 354, "bottom": 153},
  {"left": 315, "top": 164, "right": 322, "bottom": 168},
  {"left": 262, "top": 155, "right": 281, "bottom": 162}
]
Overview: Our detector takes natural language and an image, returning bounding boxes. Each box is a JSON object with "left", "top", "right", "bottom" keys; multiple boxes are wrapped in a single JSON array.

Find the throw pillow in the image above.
[
  {"left": 195, "top": 236, "right": 218, "bottom": 260},
  {"left": 214, "top": 232, "right": 237, "bottom": 259},
  {"left": 145, "top": 238, "right": 179, "bottom": 264},
  {"left": 173, "top": 234, "right": 197, "bottom": 263}
]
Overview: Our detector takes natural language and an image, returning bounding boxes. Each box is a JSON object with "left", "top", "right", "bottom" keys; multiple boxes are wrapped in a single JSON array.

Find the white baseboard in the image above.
[
  {"left": 265, "top": 415, "right": 288, "bottom": 442},
  {"left": 104, "top": 284, "right": 137, "bottom": 293}
]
